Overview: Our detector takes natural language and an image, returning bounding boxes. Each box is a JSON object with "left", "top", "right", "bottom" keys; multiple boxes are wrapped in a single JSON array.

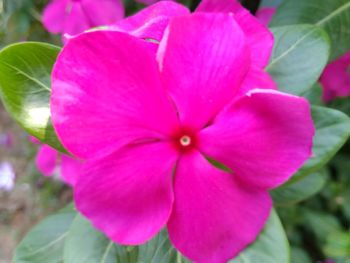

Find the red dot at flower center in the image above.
[{"left": 173, "top": 128, "right": 197, "bottom": 152}]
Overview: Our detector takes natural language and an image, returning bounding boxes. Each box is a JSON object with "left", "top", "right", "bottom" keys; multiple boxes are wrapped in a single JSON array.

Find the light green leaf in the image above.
[
  {"left": 63, "top": 214, "right": 189, "bottom": 263},
  {"left": 266, "top": 25, "right": 330, "bottom": 95},
  {"left": 270, "top": 0, "right": 350, "bottom": 60},
  {"left": 0, "top": 42, "right": 65, "bottom": 152},
  {"left": 292, "top": 106, "right": 350, "bottom": 181},
  {"left": 231, "top": 210, "right": 290, "bottom": 263},
  {"left": 64, "top": 214, "right": 138, "bottom": 263},
  {"left": 13, "top": 206, "right": 77, "bottom": 263},
  {"left": 272, "top": 171, "right": 326, "bottom": 206}
]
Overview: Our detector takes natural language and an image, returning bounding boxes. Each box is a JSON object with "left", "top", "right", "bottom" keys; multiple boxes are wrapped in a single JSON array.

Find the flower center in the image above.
[{"left": 180, "top": 135, "right": 191, "bottom": 147}]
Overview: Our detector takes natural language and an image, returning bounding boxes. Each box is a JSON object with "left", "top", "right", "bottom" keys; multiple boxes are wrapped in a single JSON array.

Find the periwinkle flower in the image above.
[
  {"left": 320, "top": 51, "right": 350, "bottom": 102},
  {"left": 30, "top": 137, "right": 81, "bottom": 186},
  {"left": 50, "top": 10, "right": 314, "bottom": 262}
]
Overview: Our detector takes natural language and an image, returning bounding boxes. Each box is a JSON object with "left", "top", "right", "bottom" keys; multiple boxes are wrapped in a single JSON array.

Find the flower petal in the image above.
[
  {"left": 195, "top": 0, "right": 244, "bottom": 13},
  {"left": 112, "top": 1, "right": 189, "bottom": 41},
  {"left": 196, "top": 3, "right": 274, "bottom": 68},
  {"left": 158, "top": 13, "right": 250, "bottom": 130},
  {"left": 82, "top": 0, "right": 124, "bottom": 26},
  {"left": 42, "top": 0, "right": 69, "bottom": 34},
  {"left": 198, "top": 89, "right": 315, "bottom": 190},
  {"left": 238, "top": 66, "right": 277, "bottom": 96},
  {"left": 51, "top": 30, "right": 179, "bottom": 159},
  {"left": 60, "top": 155, "right": 82, "bottom": 186},
  {"left": 35, "top": 145, "right": 58, "bottom": 176},
  {"left": 234, "top": 9, "right": 274, "bottom": 68},
  {"left": 168, "top": 151, "right": 272, "bottom": 263},
  {"left": 63, "top": 2, "right": 91, "bottom": 35},
  {"left": 75, "top": 142, "right": 177, "bottom": 244}
]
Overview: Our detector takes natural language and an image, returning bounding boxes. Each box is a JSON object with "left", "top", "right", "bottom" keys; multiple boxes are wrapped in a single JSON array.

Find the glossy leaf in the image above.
[
  {"left": 13, "top": 206, "right": 77, "bottom": 263},
  {"left": 266, "top": 25, "right": 330, "bottom": 95},
  {"left": 271, "top": 0, "right": 350, "bottom": 60},
  {"left": 64, "top": 214, "right": 138, "bottom": 263},
  {"left": 293, "top": 106, "right": 350, "bottom": 181},
  {"left": 64, "top": 214, "right": 189, "bottom": 263},
  {"left": 231, "top": 210, "right": 290, "bottom": 263},
  {"left": 272, "top": 171, "right": 326, "bottom": 206},
  {"left": 0, "top": 42, "right": 65, "bottom": 152}
]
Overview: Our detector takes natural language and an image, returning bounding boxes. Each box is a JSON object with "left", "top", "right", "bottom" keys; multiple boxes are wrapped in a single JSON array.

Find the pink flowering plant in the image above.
[{"left": 1, "top": 0, "right": 350, "bottom": 262}]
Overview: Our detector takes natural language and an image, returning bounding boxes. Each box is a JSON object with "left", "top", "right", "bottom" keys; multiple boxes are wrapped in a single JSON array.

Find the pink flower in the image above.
[
  {"left": 0, "top": 132, "right": 13, "bottom": 148},
  {"left": 51, "top": 11, "right": 314, "bottom": 262},
  {"left": 256, "top": 7, "right": 276, "bottom": 26},
  {"left": 30, "top": 137, "right": 81, "bottom": 186},
  {"left": 42, "top": 0, "right": 124, "bottom": 36},
  {"left": 320, "top": 51, "right": 350, "bottom": 102}
]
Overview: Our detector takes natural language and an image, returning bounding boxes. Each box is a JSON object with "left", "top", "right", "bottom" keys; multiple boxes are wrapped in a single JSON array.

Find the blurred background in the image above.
[{"left": 1, "top": 0, "right": 350, "bottom": 263}]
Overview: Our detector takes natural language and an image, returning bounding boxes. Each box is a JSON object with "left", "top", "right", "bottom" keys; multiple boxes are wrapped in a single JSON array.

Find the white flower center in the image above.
[{"left": 180, "top": 135, "right": 191, "bottom": 147}]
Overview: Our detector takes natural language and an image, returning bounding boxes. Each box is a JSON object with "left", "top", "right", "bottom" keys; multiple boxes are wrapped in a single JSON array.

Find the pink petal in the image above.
[
  {"left": 320, "top": 51, "right": 350, "bottom": 102},
  {"left": 239, "top": 66, "right": 277, "bottom": 96},
  {"left": 158, "top": 13, "right": 250, "bottom": 130},
  {"left": 35, "top": 145, "right": 58, "bottom": 176},
  {"left": 196, "top": 3, "right": 274, "bottom": 68},
  {"left": 112, "top": 1, "right": 189, "bottom": 41},
  {"left": 63, "top": 2, "right": 91, "bottom": 35},
  {"left": 42, "top": 0, "right": 69, "bottom": 34},
  {"left": 136, "top": 0, "right": 175, "bottom": 5},
  {"left": 74, "top": 142, "right": 177, "bottom": 244},
  {"left": 234, "top": 9, "right": 274, "bottom": 68},
  {"left": 256, "top": 7, "right": 276, "bottom": 26},
  {"left": 168, "top": 151, "right": 272, "bottom": 263},
  {"left": 60, "top": 155, "right": 82, "bottom": 186},
  {"left": 198, "top": 89, "right": 315, "bottom": 190},
  {"left": 82, "top": 0, "right": 124, "bottom": 26},
  {"left": 51, "top": 30, "right": 179, "bottom": 159},
  {"left": 196, "top": 0, "right": 244, "bottom": 13}
]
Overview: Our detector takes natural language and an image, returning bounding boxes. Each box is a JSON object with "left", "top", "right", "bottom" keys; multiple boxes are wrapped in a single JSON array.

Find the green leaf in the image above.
[
  {"left": 293, "top": 106, "right": 350, "bottom": 181},
  {"left": 231, "top": 210, "right": 290, "bottom": 263},
  {"left": 64, "top": 214, "right": 138, "bottom": 263},
  {"left": 302, "top": 209, "right": 342, "bottom": 243},
  {"left": 301, "top": 83, "right": 323, "bottom": 105},
  {"left": 266, "top": 25, "right": 330, "bottom": 95},
  {"left": 13, "top": 206, "right": 77, "bottom": 263},
  {"left": 260, "top": 0, "right": 283, "bottom": 8},
  {"left": 270, "top": 0, "right": 350, "bottom": 60},
  {"left": 291, "top": 247, "right": 312, "bottom": 263},
  {"left": 272, "top": 171, "right": 326, "bottom": 206},
  {"left": 64, "top": 214, "right": 189, "bottom": 263},
  {"left": 0, "top": 42, "right": 65, "bottom": 152},
  {"left": 324, "top": 231, "right": 350, "bottom": 258}
]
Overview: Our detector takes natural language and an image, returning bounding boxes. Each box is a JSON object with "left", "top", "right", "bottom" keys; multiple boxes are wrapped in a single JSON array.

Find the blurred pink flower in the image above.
[
  {"left": 42, "top": 0, "right": 124, "bottom": 36},
  {"left": 136, "top": 0, "right": 174, "bottom": 5},
  {"left": 30, "top": 137, "right": 81, "bottom": 186},
  {"left": 51, "top": 11, "right": 314, "bottom": 262},
  {"left": 0, "top": 162, "right": 15, "bottom": 191},
  {"left": 320, "top": 51, "right": 350, "bottom": 102},
  {"left": 0, "top": 133, "right": 13, "bottom": 148},
  {"left": 256, "top": 7, "right": 276, "bottom": 26}
]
